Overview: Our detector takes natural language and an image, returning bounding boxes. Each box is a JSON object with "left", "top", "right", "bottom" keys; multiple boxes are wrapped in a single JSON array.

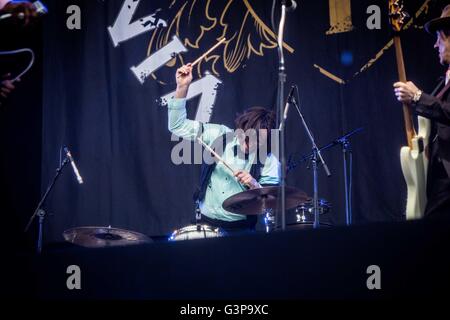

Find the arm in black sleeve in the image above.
[{"left": 414, "top": 92, "right": 450, "bottom": 125}]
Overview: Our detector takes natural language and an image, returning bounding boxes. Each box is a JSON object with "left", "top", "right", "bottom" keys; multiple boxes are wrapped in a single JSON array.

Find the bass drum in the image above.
[{"left": 168, "top": 224, "right": 227, "bottom": 241}]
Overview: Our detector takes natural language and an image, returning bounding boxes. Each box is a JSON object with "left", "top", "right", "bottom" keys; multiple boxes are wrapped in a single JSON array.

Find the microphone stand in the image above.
[
  {"left": 25, "top": 155, "right": 70, "bottom": 254},
  {"left": 338, "top": 137, "right": 353, "bottom": 225},
  {"left": 288, "top": 127, "right": 363, "bottom": 227},
  {"left": 276, "top": 2, "right": 288, "bottom": 231},
  {"left": 291, "top": 97, "right": 331, "bottom": 228}
]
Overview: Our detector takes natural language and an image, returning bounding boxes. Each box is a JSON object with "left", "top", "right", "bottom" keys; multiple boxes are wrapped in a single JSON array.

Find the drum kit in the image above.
[
  {"left": 60, "top": 185, "right": 331, "bottom": 247},
  {"left": 168, "top": 186, "right": 331, "bottom": 241},
  {"left": 54, "top": 37, "right": 362, "bottom": 248},
  {"left": 166, "top": 127, "right": 363, "bottom": 242},
  {"left": 61, "top": 123, "right": 361, "bottom": 247}
]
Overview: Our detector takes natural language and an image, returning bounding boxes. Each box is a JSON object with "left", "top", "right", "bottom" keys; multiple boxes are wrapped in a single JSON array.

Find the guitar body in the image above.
[{"left": 400, "top": 116, "right": 430, "bottom": 219}]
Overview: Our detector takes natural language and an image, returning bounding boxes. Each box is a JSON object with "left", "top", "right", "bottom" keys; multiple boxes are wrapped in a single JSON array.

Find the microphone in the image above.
[
  {"left": 63, "top": 146, "right": 84, "bottom": 184},
  {"left": 283, "top": 85, "right": 295, "bottom": 118},
  {"left": 282, "top": 0, "right": 298, "bottom": 12},
  {"left": 0, "top": 1, "right": 48, "bottom": 21},
  {"left": 279, "top": 85, "right": 296, "bottom": 130}
]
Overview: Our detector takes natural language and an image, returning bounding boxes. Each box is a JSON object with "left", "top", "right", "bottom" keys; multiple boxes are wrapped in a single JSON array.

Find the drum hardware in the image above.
[
  {"left": 264, "top": 208, "right": 275, "bottom": 233},
  {"left": 295, "top": 208, "right": 307, "bottom": 224},
  {"left": 222, "top": 186, "right": 309, "bottom": 216},
  {"left": 288, "top": 127, "right": 363, "bottom": 226},
  {"left": 264, "top": 199, "right": 332, "bottom": 232},
  {"left": 62, "top": 226, "right": 152, "bottom": 248},
  {"left": 168, "top": 199, "right": 227, "bottom": 241},
  {"left": 195, "top": 200, "right": 202, "bottom": 231},
  {"left": 295, "top": 198, "right": 331, "bottom": 223},
  {"left": 296, "top": 198, "right": 331, "bottom": 215}
]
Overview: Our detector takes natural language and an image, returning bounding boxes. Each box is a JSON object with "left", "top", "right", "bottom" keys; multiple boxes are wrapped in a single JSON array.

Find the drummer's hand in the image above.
[
  {"left": 234, "top": 170, "right": 261, "bottom": 189},
  {"left": 175, "top": 63, "right": 193, "bottom": 98}
]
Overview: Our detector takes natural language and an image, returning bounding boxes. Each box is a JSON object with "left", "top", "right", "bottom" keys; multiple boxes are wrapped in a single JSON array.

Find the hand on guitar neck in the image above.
[{"left": 394, "top": 81, "right": 422, "bottom": 105}]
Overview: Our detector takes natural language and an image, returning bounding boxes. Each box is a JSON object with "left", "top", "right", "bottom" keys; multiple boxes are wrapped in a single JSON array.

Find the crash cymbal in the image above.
[
  {"left": 222, "top": 186, "right": 310, "bottom": 215},
  {"left": 62, "top": 226, "right": 152, "bottom": 248}
]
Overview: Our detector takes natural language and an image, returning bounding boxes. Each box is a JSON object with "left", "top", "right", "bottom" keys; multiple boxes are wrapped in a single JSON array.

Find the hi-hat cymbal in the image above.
[
  {"left": 62, "top": 226, "right": 152, "bottom": 248},
  {"left": 222, "top": 186, "right": 310, "bottom": 215}
]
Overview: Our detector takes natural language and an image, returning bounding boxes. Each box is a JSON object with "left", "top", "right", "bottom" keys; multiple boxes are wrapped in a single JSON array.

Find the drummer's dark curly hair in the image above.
[
  {"left": 234, "top": 107, "right": 276, "bottom": 155},
  {"left": 234, "top": 106, "right": 276, "bottom": 132}
]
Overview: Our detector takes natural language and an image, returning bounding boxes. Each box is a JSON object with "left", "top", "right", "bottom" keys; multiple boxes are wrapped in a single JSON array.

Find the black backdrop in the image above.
[
  {"left": 1, "top": 20, "right": 42, "bottom": 248},
  {"left": 3, "top": 0, "right": 446, "bottom": 244}
]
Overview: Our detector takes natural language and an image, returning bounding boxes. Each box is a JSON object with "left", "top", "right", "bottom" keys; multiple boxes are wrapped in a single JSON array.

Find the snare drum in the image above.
[{"left": 168, "top": 224, "right": 227, "bottom": 241}]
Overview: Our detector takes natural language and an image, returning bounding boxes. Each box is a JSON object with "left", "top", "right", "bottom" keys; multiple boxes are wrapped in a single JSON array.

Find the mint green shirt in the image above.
[{"left": 168, "top": 98, "right": 281, "bottom": 222}]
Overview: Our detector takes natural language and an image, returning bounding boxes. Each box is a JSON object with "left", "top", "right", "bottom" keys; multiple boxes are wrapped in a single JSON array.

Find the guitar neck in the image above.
[{"left": 394, "top": 36, "right": 416, "bottom": 148}]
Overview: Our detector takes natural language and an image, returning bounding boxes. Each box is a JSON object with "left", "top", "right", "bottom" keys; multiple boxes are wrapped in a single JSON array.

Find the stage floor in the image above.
[{"left": 4, "top": 219, "right": 450, "bottom": 300}]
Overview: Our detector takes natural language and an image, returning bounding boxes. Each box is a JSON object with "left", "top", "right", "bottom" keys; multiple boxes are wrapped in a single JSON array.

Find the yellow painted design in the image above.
[
  {"left": 317, "top": 0, "right": 432, "bottom": 85},
  {"left": 313, "top": 64, "right": 346, "bottom": 84},
  {"left": 146, "top": 0, "right": 294, "bottom": 82},
  {"left": 326, "top": 0, "right": 354, "bottom": 35}
]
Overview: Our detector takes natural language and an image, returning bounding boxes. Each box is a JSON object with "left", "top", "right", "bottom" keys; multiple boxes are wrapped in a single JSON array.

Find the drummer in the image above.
[{"left": 168, "top": 63, "right": 281, "bottom": 233}]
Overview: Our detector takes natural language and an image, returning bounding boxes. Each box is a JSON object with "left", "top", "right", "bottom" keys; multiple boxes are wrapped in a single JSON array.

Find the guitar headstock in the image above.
[{"left": 389, "top": 0, "right": 407, "bottom": 32}]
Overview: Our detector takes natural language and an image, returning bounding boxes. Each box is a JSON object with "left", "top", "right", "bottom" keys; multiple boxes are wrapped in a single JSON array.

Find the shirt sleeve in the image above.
[
  {"left": 168, "top": 98, "right": 231, "bottom": 145},
  {"left": 258, "top": 154, "right": 281, "bottom": 186}
]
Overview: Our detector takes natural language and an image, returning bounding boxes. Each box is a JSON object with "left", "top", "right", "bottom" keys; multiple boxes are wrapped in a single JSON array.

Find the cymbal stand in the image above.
[{"left": 195, "top": 200, "right": 202, "bottom": 231}]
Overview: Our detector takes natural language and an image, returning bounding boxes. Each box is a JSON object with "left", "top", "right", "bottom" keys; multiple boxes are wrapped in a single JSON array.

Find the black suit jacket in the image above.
[{"left": 414, "top": 85, "right": 450, "bottom": 178}]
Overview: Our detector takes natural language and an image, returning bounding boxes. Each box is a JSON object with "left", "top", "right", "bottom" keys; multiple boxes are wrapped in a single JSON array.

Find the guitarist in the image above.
[
  {"left": 0, "top": 0, "right": 41, "bottom": 108},
  {"left": 394, "top": 5, "right": 450, "bottom": 220}
]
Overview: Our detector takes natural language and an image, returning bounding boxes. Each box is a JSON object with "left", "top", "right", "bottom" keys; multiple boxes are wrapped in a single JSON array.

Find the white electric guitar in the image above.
[{"left": 389, "top": 0, "right": 430, "bottom": 219}]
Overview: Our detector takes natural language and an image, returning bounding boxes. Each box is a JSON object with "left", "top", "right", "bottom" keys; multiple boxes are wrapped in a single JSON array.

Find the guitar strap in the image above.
[
  {"left": 426, "top": 78, "right": 450, "bottom": 155},
  {"left": 435, "top": 80, "right": 450, "bottom": 99}
]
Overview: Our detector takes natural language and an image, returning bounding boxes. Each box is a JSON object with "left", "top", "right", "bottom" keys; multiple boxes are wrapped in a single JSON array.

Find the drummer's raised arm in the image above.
[
  {"left": 174, "top": 63, "right": 192, "bottom": 98},
  {"left": 168, "top": 64, "right": 230, "bottom": 145}
]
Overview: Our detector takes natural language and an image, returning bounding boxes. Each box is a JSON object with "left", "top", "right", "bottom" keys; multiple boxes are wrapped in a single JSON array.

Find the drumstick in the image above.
[
  {"left": 196, "top": 137, "right": 236, "bottom": 174},
  {"left": 191, "top": 38, "right": 226, "bottom": 67},
  {"left": 197, "top": 137, "right": 247, "bottom": 191}
]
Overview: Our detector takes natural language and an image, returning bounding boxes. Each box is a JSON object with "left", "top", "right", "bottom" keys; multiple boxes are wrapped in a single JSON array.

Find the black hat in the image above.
[{"left": 425, "top": 4, "right": 450, "bottom": 34}]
